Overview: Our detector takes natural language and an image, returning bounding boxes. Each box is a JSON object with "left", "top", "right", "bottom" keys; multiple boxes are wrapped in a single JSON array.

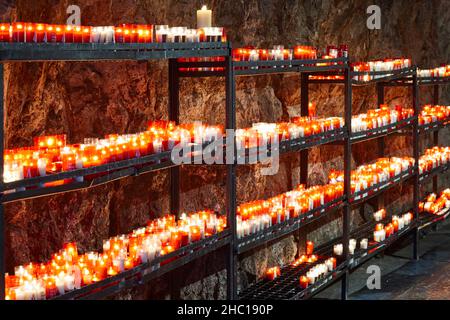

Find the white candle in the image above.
[
  {"left": 360, "top": 238, "right": 368, "bottom": 249},
  {"left": 197, "top": 5, "right": 212, "bottom": 28}
]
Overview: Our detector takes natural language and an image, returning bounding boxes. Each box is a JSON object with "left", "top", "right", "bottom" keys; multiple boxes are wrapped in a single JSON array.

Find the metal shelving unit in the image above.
[
  {"left": 0, "top": 42, "right": 235, "bottom": 300},
  {"left": 0, "top": 41, "right": 448, "bottom": 301}
]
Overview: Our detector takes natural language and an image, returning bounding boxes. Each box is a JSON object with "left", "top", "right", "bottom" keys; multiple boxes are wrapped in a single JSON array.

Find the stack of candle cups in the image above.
[
  {"left": 418, "top": 146, "right": 450, "bottom": 174},
  {"left": 374, "top": 212, "right": 413, "bottom": 242},
  {"left": 236, "top": 183, "right": 344, "bottom": 239},
  {"left": 419, "top": 105, "right": 450, "bottom": 125},
  {"left": 351, "top": 105, "right": 414, "bottom": 133},
  {"left": 329, "top": 157, "right": 415, "bottom": 200},
  {"left": 4, "top": 210, "right": 226, "bottom": 300},
  {"left": 352, "top": 58, "right": 412, "bottom": 82},
  {"left": 419, "top": 189, "right": 450, "bottom": 215},
  {"left": 3, "top": 121, "right": 223, "bottom": 187},
  {"left": 417, "top": 64, "right": 450, "bottom": 78},
  {"left": 0, "top": 22, "right": 226, "bottom": 44}
]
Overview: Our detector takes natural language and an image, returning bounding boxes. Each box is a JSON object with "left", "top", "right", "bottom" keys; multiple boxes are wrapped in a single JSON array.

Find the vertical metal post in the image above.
[
  {"left": 341, "top": 66, "right": 352, "bottom": 300},
  {"left": 432, "top": 84, "right": 439, "bottom": 193},
  {"left": 376, "top": 83, "right": 385, "bottom": 210},
  {"left": 300, "top": 73, "right": 309, "bottom": 186},
  {"left": 412, "top": 71, "right": 420, "bottom": 260},
  {"left": 169, "top": 59, "right": 180, "bottom": 216},
  {"left": 0, "top": 63, "right": 4, "bottom": 300},
  {"left": 168, "top": 58, "right": 181, "bottom": 299},
  {"left": 225, "top": 52, "right": 237, "bottom": 300}
]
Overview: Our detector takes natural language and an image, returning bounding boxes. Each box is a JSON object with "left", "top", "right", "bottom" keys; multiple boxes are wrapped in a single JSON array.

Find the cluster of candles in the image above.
[
  {"left": 418, "top": 146, "right": 450, "bottom": 174},
  {"left": 329, "top": 157, "right": 415, "bottom": 198},
  {"left": 351, "top": 105, "right": 414, "bottom": 133},
  {"left": 236, "top": 117, "right": 344, "bottom": 148},
  {"left": 232, "top": 44, "right": 348, "bottom": 63},
  {"left": 4, "top": 210, "right": 226, "bottom": 300},
  {"left": 373, "top": 212, "right": 413, "bottom": 242},
  {"left": 419, "top": 105, "right": 450, "bottom": 125},
  {"left": 264, "top": 242, "right": 337, "bottom": 289},
  {"left": 419, "top": 189, "right": 450, "bottom": 215},
  {"left": 3, "top": 121, "right": 223, "bottom": 185},
  {"left": 417, "top": 65, "right": 450, "bottom": 78},
  {"left": 351, "top": 58, "right": 412, "bottom": 82},
  {"left": 0, "top": 6, "right": 224, "bottom": 44},
  {"left": 236, "top": 183, "right": 344, "bottom": 239},
  {"left": 0, "top": 22, "right": 225, "bottom": 44}
]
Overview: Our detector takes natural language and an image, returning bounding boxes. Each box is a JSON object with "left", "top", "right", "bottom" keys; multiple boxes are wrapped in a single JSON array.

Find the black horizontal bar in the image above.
[
  {"left": 0, "top": 42, "right": 230, "bottom": 61},
  {"left": 178, "top": 70, "right": 226, "bottom": 78},
  {"left": 51, "top": 230, "right": 231, "bottom": 300},
  {"left": 234, "top": 57, "right": 348, "bottom": 68},
  {"left": 418, "top": 76, "right": 450, "bottom": 85},
  {"left": 418, "top": 164, "right": 449, "bottom": 185},
  {"left": 237, "top": 196, "right": 345, "bottom": 254},
  {"left": 350, "top": 116, "right": 415, "bottom": 144},
  {"left": 418, "top": 208, "right": 450, "bottom": 231},
  {"left": 351, "top": 67, "right": 416, "bottom": 86}
]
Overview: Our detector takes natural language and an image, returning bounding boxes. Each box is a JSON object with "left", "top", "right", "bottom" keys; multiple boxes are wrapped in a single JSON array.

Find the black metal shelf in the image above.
[
  {"left": 349, "top": 167, "right": 417, "bottom": 206},
  {"left": 50, "top": 230, "right": 230, "bottom": 300},
  {"left": 418, "top": 164, "right": 449, "bottom": 185},
  {"left": 418, "top": 119, "right": 450, "bottom": 134},
  {"left": 350, "top": 116, "right": 415, "bottom": 144},
  {"left": 237, "top": 196, "right": 345, "bottom": 254},
  {"left": 351, "top": 67, "right": 416, "bottom": 86},
  {"left": 418, "top": 77, "right": 450, "bottom": 86},
  {"left": 419, "top": 207, "right": 450, "bottom": 231},
  {"left": 233, "top": 57, "right": 348, "bottom": 76},
  {"left": 0, "top": 42, "right": 230, "bottom": 61}
]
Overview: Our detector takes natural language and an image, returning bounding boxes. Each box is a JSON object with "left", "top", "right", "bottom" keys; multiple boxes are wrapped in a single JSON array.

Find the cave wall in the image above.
[{"left": 1, "top": 0, "right": 449, "bottom": 299}]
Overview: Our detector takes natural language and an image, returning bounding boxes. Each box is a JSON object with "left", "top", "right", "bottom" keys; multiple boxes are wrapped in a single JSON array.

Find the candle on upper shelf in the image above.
[{"left": 197, "top": 5, "right": 212, "bottom": 28}]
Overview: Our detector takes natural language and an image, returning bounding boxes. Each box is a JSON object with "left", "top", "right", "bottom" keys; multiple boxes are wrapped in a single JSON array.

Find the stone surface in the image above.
[{"left": 0, "top": 0, "right": 449, "bottom": 299}]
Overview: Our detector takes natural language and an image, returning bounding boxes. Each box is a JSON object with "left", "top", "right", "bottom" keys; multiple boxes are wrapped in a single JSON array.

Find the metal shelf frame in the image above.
[
  {"left": 0, "top": 41, "right": 448, "bottom": 301},
  {"left": 0, "top": 42, "right": 235, "bottom": 301}
]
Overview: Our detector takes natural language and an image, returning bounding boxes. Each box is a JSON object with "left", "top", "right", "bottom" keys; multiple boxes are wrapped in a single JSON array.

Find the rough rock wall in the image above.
[{"left": 1, "top": 0, "right": 449, "bottom": 299}]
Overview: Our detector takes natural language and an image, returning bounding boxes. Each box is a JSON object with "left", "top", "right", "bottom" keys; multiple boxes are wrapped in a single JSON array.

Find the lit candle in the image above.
[{"left": 197, "top": 5, "right": 212, "bottom": 28}]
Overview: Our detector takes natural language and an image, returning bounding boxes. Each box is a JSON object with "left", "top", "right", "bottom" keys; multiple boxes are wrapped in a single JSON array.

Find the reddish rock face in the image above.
[{"left": 1, "top": 0, "right": 449, "bottom": 299}]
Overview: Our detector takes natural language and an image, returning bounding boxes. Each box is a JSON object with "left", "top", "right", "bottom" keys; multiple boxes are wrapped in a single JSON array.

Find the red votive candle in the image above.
[
  {"left": 306, "top": 241, "right": 314, "bottom": 255},
  {"left": 64, "top": 25, "right": 74, "bottom": 43},
  {"left": 0, "top": 23, "right": 10, "bottom": 42},
  {"left": 24, "top": 23, "right": 34, "bottom": 43},
  {"left": 73, "top": 26, "right": 82, "bottom": 43},
  {"left": 35, "top": 23, "right": 46, "bottom": 43},
  {"left": 82, "top": 26, "right": 91, "bottom": 43},
  {"left": 12, "top": 22, "right": 25, "bottom": 42}
]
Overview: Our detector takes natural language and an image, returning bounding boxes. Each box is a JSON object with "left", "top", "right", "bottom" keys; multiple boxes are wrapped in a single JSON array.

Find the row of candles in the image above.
[
  {"left": 4, "top": 109, "right": 448, "bottom": 185},
  {"left": 418, "top": 146, "right": 450, "bottom": 175},
  {"left": 419, "top": 105, "right": 450, "bottom": 125},
  {"left": 329, "top": 157, "right": 415, "bottom": 198},
  {"left": 417, "top": 65, "right": 450, "bottom": 78},
  {"left": 235, "top": 116, "right": 344, "bottom": 149},
  {"left": 264, "top": 242, "right": 337, "bottom": 289},
  {"left": 419, "top": 189, "right": 450, "bottom": 215},
  {"left": 236, "top": 183, "right": 344, "bottom": 239},
  {"left": 3, "top": 121, "right": 223, "bottom": 185},
  {"left": 351, "top": 58, "right": 412, "bottom": 82},
  {"left": 0, "top": 23, "right": 225, "bottom": 44},
  {"left": 5, "top": 210, "right": 226, "bottom": 300},
  {"left": 232, "top": 44, "right": 348, "bottom": 63},
  {"left": 351, "top": 105, "right": 414, "bottom": 133}
]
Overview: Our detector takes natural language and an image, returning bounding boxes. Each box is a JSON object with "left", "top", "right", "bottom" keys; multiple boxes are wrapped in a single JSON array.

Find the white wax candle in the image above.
[{"left": 197, "top": 5, "right": 212, "bottom": 28}]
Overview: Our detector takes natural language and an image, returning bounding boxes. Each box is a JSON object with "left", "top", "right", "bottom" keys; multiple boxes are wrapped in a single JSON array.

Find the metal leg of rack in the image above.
[
  {"left": 168, "top": 58, "right": 182, "bottom": 299},
  {"left": 376, "top": 83, "right": 385, "bottom": 210},
  {"left": 226, "top": 54, "right": 237, "bottom": 300},
  {"left": 412, "top": 72, "right": 420, "bottom": 261},
  {"left": 432, "top": 84, "right": 439, "bottom": 194},
  {"left": 0, "top": 63, "right": 5, "bottom": 300},
  {"left": 169, "top": 59, "right": 181, "bottom": 216},
  {"left": 300, "top": 73, "right": 309, "bottom": 187},
  {"left": 341, "top": 67, "right": 352, "bottom": 300}
]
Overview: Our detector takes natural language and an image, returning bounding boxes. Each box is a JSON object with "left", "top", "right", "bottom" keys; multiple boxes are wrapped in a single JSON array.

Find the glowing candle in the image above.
[{"left": 197, "top": 5, "right": 212, "bottom": 28}]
